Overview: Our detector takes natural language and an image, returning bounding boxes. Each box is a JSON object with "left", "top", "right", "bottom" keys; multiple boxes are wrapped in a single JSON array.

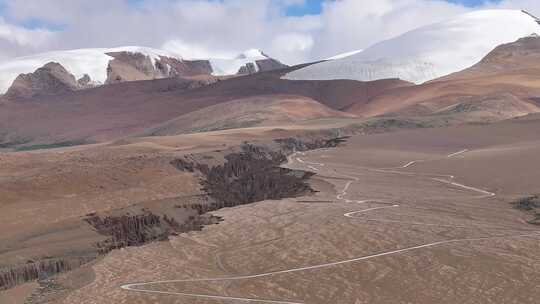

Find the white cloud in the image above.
[
  {"left": 310, "top": 0, "right": 471, "bottom": 59},
  {"left": 272, "top": 33, "right": 314, "bottom": 53},
  {"left": 162, "top": 39, "right": 235, "bottom": 59},
  {"left": 0, "top": 0, "right": 539, "bottom": 65},
  {"left": 271, "top": 32, "right": 314, "bottom": 63},
  {"left": 0, "top": 17, "right": 55, "bottom": 60}
]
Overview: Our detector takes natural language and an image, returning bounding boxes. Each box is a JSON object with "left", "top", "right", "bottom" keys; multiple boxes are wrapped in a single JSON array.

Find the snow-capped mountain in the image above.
[
  {"left": 326, "top": 49, "right": 363, "bottom": 60},
  {"left": 0, "top": 47, "right": 287, "bottom": 95},
  {"left": 0, "top": 47, "right": 186, "bottom": 94},
  {"left": 285, "top": 9, "right": 540, "bottom": 84},
  {"left": 208, "top": 49, "right": 287, "bottom": 76}
]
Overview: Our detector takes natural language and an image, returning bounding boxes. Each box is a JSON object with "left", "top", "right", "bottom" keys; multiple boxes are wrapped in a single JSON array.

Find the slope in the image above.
[
  {"left": 285, "top": 9, "right": 540, "bottom": 84},
  {"left": 0, "top": 47, "right": 288, "bottom": 95},
  {"left": 143, "top": 94, "right": 356, "bottom": 136},
  {"left": 0, "top": 67, "right": 410, "bottom": 148},
  {"left": 345, "top": 35, "right": 540, "bottom": 122}
]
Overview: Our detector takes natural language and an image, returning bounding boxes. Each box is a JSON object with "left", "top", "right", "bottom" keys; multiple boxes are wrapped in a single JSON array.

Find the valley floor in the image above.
[{"left": 2, "top": 117, "right": 540, "bottom": 304}]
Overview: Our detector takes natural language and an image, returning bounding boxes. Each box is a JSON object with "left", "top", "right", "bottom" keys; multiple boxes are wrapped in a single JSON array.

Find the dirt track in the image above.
[{"left": 119, "top": 148, "right": 539, "bottom": 303}]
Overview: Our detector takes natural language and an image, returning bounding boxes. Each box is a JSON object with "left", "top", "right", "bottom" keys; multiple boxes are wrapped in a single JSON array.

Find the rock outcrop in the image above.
[
  {"left": 196, "top": 144, "right": 315, "bottom": 207},
  {"left": 237, "top": 55, "right": 288, "bottom": 75},
  {"left": 512, "top": 194, "right": 540, "bottom": 225},
  {"left": 274, "top": 136, "right": 349, "bottom": 153},
  {"left": 0, "top": 257, "right": 94, "bottom": 291},
  {"left": 161, "top": 57, "right": 213, "bottom": 77},
  {"left": 3, "top": 63, "right": 101, "bottom": 100},
  {"left": 172, "top": 137, "right": 348, "bottom": 209},
  {"left": 4, "top": 62, "right": 80, "bottom": 99},
  {"left": 3, "top": 56, "right": 215, "bottom": 100},
  {"left": 105, "top": 51, "right": 213, "bottom": 84},
  {"left": 76, "top": 74, "right": 98, "bottom": 88},
  {"left": 85, "top": 208, "right": 221, "bottom": 254},
  {"left": 0, "top": 46, "right": 290, "bottom": 97}
]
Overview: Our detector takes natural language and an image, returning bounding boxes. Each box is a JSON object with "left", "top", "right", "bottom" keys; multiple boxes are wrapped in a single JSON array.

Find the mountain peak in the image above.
[
  {"left": 521, "top": 9, "right": 540, "bottom": 24},
  {"left": 0, "top": 46, "right": 288, "bottom": 94},
  {"left": 285, "top": 9, "right": 540, "bottom": 84},
  {"left": 4, "top": 61, "right": 79, "bottom": 99}
]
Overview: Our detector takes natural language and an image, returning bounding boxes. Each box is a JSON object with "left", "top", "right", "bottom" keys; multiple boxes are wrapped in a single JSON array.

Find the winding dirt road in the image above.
[{"left": 121, "top": 148, "right": 539, "bottom": 303}]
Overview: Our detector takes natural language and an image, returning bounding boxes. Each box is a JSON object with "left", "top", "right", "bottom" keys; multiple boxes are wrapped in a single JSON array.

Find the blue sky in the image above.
[
  {"left": 285, "top": 0, "right": 496, "bottom": 16},
  {"left": 446, "top": 0, "right": 495, "bottom": 6},
  {"left": 285, "top": 0, "right": 324, "bottom": 16},
  {"left": 0, "top": 0, "right": 506, "bottom": 26},
  {"left": 7, "top": 0, "right": 501, "bottom": 31}
]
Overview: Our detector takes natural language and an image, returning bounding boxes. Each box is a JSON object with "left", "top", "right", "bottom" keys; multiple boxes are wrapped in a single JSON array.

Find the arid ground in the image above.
[
  {"left": 2, "top": 115, "right": 539, "bottom": 304},
  {"left": 3, "top": 9, "right": 540, "bottom": 304}
]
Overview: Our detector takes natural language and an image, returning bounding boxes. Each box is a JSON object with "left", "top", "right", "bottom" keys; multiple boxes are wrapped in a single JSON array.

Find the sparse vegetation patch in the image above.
[
  {"left": 16, "top": 140, "right": 89, "bottom": 151},
  {"left": 512, "top": 195, "right": 540, "bottom": 225}
]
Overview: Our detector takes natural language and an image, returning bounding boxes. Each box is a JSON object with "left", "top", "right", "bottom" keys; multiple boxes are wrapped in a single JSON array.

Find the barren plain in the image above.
[{"left": 2, "top": 115, "right": 537, "bottom": 304}]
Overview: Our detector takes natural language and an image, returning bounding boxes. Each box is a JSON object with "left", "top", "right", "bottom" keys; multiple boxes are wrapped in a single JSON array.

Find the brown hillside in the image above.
[
  {"left": 0, "top": 66, "right": 409, "bottom": 147},
  {"left": 347, "top": 36, "right": 540, "bottom": 121}
]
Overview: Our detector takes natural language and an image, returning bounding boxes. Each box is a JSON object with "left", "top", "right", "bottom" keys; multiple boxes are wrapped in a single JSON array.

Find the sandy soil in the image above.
[
  {"left": 347, "top": 37, "right": 540, "bottom": 121},
  {"left": 24, "top": 117, "right": 536, "bottom": 304},
  {"left": 3, "top": 36, "right": 540, "bottom": 304},
  {"left": 0, "top": 282, "right": 38, "bottom": 304},
  {"left": 143, "top": 94, "right": 355, "bottom": 136}
]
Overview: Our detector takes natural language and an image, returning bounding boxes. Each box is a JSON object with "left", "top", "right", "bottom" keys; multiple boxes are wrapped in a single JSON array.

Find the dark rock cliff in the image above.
[
  {"left": 274, "top": 136, "right": 349, "bottom": 153},
  {"left": 172, "top": 137, "right": 348, "bottom": 209},
  {"left": 85, "top": 207, "right": 221, "bottom": 254},
  {"left": 0, "top": 257, "right": 95, "bottom": 291},
  {"left": 237, "top": 58, "right": 288, "bottom": 75},
  {"left": 197, "top": 144, "right": 315, "bottom": 207},
  {"left": 512, "top": 195, "right": 540, "bottom": 225}
]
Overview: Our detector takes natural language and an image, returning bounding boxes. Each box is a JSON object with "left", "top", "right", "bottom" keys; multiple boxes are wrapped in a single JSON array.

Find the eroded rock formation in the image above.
[
  {"left": 0, "top": 257, "right": 94, "bottom": 291},
  {"left": 5, "top": 62, "right": 79, "bottom": 99},
  {"left": 105, "top": 51, "right": 213, "bottom": 84},
  {"left": 512, "top": 195, "right": 540, "bottom": 225},
  {"left": 172, "top": 137, "right": 348, "bottom": 208},
  {"left": 274, "top": 136, "right": 349, "bottom": 153},
  {"left": 237, "top": 58, "right": 288, "bottom": 75},
  {"left": 198, "top": 145, "right": 315, "bottom": 207},
  {"left": 85, "top": 209, "right": 221, "bottom": 254}
]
